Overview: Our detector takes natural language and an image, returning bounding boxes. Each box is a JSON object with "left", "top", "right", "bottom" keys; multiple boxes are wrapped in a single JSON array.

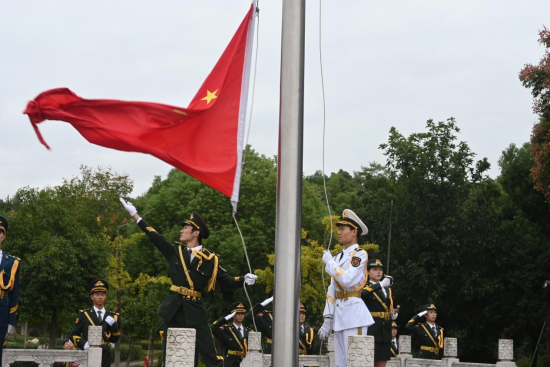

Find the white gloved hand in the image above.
[
  {"left": 391, "top": 310, "right": 398, "bottom": 320},
  {"left": 261, "top": 296, "right": 274, "bottom": 307},
  {"left": 225, "top": 312, "right": 236, "bottom": 321},
  {"left": 380, "top": 277, "right": 391, "bottom": 288},
  {"left": 119, "top": 197, "right": 137, "bottom": 216},
  {"left": 7, "top": 325, "right": 15, "bottom": 334},
  {"left": 83, "top": 342, "right": 90, "bottom": 350},
  {"left": 322, "top": 250, "right": 333, "bottom": 264},
  {"left": 244, "top": 273, "right": 258, "bottom": 285},
  {"left": 418, "top": 310, "right": 428, "bottom": 317},
  {"left": 105, "top": 316, "right": 115, "bottom": 326},
  {"left": 318, "top": 316, "right": 333, "bottom": 339}
]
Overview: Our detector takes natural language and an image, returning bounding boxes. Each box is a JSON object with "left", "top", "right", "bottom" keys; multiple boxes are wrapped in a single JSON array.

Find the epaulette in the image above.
[
  {"left": 355, "top": 248, "right": 364, "bottom": 252},
  {"left": 194, "top": 248, "right": 216, "bottom": 261},
  {"left": 7, "top": 254, "right": 21, "bottom": 261}
]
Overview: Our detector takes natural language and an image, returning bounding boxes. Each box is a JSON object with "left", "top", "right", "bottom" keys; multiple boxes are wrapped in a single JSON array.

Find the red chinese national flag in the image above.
[{"left": 24, "top": 2, "right": 257, "bottom": 203}]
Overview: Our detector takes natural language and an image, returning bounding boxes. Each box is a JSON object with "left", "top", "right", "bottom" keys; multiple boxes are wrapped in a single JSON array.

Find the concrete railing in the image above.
[
  {"left": 387, "top": 335, "right": 517, "bottom": 367},
  {"left": 2, "top": 326, "right": 103, "bottom": 367}
]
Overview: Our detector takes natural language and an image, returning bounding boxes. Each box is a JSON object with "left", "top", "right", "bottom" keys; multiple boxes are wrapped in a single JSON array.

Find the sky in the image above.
[{"left": 1, "top": 1, "right": 547, "bottom": 200}]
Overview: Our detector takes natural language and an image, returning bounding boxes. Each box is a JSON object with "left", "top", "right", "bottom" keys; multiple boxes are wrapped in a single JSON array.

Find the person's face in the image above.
[
  {"left": 0, "top": 230, "right": 5, "bottom": 245},
  {"left": 180, "top": 225, "right": 199, "bottom": 243},
  {"left": 368, "top": 267, "right": 383, "bottom": 282},
  {"left": 391, "top": 328, "right": 397, "bottom": 338},
  {"left": 338, "top": 225, "right": 357, "bottom": 246},
  {"left": 299, "top": 312, "right": 306, "bottom": 324},
  {"left": 90, "top": 291, "right": 106, "bottom": 307},
  {"left": 426, "top": 310, "right": 437, "bottom": 323},
  {"left": 63, "top": 341, "right": 75, "bottom": 350},
  {"left": 234, "top": 312, "right": 245, "bottom": 323}
]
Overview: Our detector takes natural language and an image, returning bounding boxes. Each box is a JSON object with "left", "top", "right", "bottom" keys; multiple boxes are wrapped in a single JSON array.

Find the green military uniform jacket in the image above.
[
  {"left": 406, "top": 315, "right": 444, "bottom": 359},
  {"left": 138, "top": 219, "right": 245, "bottom": 326},
  {"left": 246, "top": 303, "right": 273, "bottom": 353},
  {"left": 210, "top": 316, "right": 249, "bottom": 367},
  {"left": 299, "top": 324, "right": 314, "bottom": 355},
  {"left": 361, "top": 281, "right": 394, "bottom": 343},
  {"left": 69, "top": 308, "right": 121, "bottom": 348}
]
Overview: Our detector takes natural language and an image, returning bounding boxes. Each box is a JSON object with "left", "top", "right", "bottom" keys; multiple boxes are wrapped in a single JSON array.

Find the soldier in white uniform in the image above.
[{"left": 318, "top": 209, "right": 375, "bottom": 367}]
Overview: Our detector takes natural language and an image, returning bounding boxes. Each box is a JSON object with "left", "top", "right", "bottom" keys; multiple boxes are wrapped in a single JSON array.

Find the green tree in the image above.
[
  {"left": 519, "top": 26, "right": 550, "bottom": 201},
  {"left": 5, "top": 166, "right": 132, "bottom": 348}
]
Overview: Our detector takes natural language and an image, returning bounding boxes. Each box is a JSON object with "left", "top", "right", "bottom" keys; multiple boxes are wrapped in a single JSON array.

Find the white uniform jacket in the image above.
[{"left": 323, "top": 244, "right": 375, "bottom": 331}]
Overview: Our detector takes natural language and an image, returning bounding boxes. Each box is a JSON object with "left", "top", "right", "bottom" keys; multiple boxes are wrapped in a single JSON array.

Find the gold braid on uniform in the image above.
[
  {"left": 0, "top": 258, "right": 19, "bottom": 291},
  {"left": 194, "top": 249, "right": 219, "bottom": 291}
]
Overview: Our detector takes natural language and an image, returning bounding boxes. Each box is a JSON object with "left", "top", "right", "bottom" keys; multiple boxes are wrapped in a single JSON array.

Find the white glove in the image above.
[
  {"left": 83, "top": 342, "right": 90, "bottom": 350},
  {"left": 318, "top": 316, "right": 333, "bottom": 339},
  {"left": 119, "top": 197, "right": 137, "bottom": 216},
  {"left": 105, "top": 316, "right": 115, "bottom": 326},
  {"left": 391, "top": 310, "right": 398, "bottom": 320},
  {"left": 380, "top": 277, "right": 391, "bottom": 288},
  {"left": 322, "top": 250, "right": 333, "bottom": 264},
  {"left": 225, "top": 312, "right": 236, "bottom": 321},
  {"left": 261, "top": 296, "right": 274, "bottom": 307},
  {"left": 244, "top": 273, "right": 258, "bottom": 285},
  {"left": 418, "top": 310, "right": 428, "bottom": 317},
  {"left": 7, "top": 325, "right": 15, "bottom": 334}
]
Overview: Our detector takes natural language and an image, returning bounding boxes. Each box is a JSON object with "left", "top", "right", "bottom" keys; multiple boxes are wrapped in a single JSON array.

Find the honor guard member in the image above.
[
  {"left": 245, "top": 292, "right": 273, "bottom": 353},
  {"left": 318, "top": 209, "right": 375, "bottom": 367},
  {"left": 361, "top": 258, "right": 398, "bottom": 367},
  {"left": 298, "top": 302, "right": 314, "bottom": 356},
  {"left": 0, "top": 215, "right": 20, "bottom": 363},
  {"left": 210, "top": 302, "right": 249, "bottom": 367},
  {"left": 120, "top": 198, "right": 258, "bottom": 367},
  {"left": 390, "top": 322, "right": 399, "bottom": 357},
  {"left": 406, "top": 304, "right": 444, "bottom": 359},
  {"left": 69, "top": 279, "right": 121, "bottom": 367}
]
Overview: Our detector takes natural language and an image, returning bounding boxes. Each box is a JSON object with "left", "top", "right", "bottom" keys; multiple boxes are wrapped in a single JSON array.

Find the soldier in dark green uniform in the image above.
[
  {"left": 361, "top": 258, "right": 398, "bottom": 367},
  {"left": 119, "top": 198, "right": 257, "bottom": 367},
  {"left": 298, "top": 302, "right": 314, "bottom": 356},
  {"left": 69, "top": 279, "right": 121, "bottom": 367},
  {"left": 0, "top": 215, "right": 20, "bottom": 363},
  {"left": 406, "top": 304, "right": 444, "bottom": 359},
  {"left": 210, "top": 301, "right": 249, "bottom": 367},
  {"left": 390, "top": 322, "right": 399, "bottom": 357},
  {"left": 245, "top": 292, "right": 273, "bottom": 353}
]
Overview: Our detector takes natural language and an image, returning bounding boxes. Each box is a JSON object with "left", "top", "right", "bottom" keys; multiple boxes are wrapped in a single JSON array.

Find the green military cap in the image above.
[
  {"left": 230, "top": 301, "right": 247, "bottom": 314},
  {"left": 422, "top": 303, "right": 437, "bottom": 311},
  {"left": 88, "top": 279, "right": 109, "bottom": 294},
  {"left": 367, "top": 258, "right": 384, "bottom": 270},
  {"left": 180, "top": 211, "right": 210, "bottom": 239}
]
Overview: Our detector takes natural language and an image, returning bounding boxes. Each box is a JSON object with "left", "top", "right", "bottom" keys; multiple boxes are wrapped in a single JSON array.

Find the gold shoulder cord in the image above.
[
  {"left": 420, "top": 324, "right": 439, "bottom": 348},
  {"left": 228, "top": 327, "right": 246, "bottom": 352},
  {"left": 178, "top": 246, "right": 195, "bottom": 290},
  {"left": 83, "top": 311, "right": 95, "bottom": 326},
  {"left": 0, "top": 259, "right": 20, "bottom": 291}
]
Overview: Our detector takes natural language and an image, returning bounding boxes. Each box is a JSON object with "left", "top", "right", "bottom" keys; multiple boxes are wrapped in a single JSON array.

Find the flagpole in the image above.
[{"left": 272, "top": 0, "right": 305, "bottom": 365}]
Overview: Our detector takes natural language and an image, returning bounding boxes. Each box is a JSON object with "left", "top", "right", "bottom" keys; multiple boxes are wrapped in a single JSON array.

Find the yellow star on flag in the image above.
[{"left": 201, "top": 89, "right": 219, "bottom": 104}]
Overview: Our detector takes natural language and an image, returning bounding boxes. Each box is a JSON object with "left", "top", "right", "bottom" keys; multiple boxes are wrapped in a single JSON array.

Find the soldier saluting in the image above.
[
  {"left": 406, "top": 304, "right": 444, "bottom": 359},
  {"left": 119, "top": 198, "right": 258, "bottom": 367},
  {"left": 210, "top": 301, "right": 250, "bottom": 367},
  {"left": 0, "top": 216, "right": 20, "bottom": 363},
  {"left": 69, "top": 279, "right": 121, "bottom": 367},
  {"left": 318, "top": 209, "right": 375, "bottom": 367}
]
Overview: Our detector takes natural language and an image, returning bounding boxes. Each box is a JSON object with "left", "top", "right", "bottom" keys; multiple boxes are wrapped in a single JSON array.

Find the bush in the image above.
[{"left": 111, "top": 343, "right": 143, "bottom": 361}]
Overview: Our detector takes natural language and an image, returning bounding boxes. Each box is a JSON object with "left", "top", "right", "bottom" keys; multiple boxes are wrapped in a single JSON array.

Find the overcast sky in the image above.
[{"left": 1, "top": 1, "right": 547, "bottom": 200}]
